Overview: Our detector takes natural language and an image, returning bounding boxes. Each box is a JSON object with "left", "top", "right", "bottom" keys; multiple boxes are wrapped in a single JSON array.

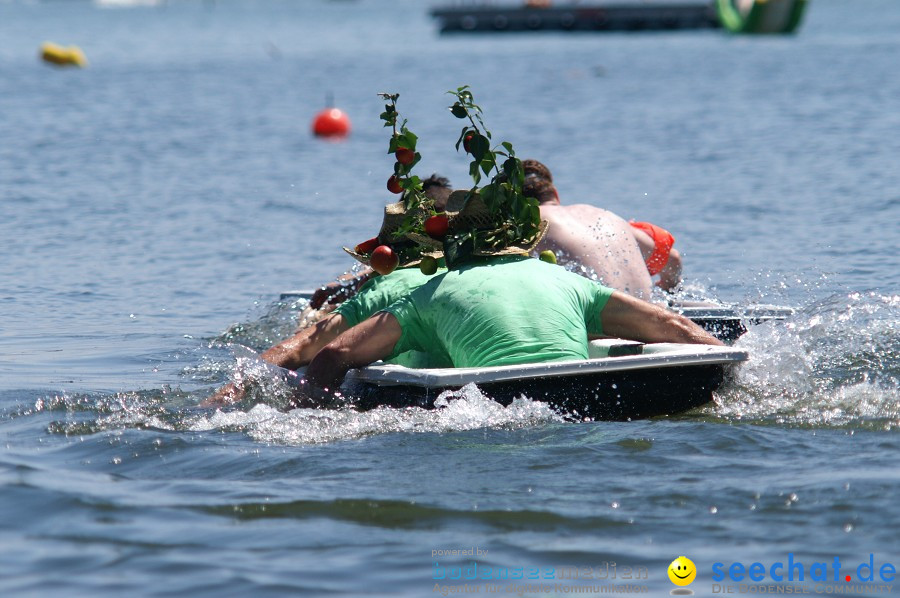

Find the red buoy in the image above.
[{"left": 312, "top": 107, "right": 351, "bottom": 138}]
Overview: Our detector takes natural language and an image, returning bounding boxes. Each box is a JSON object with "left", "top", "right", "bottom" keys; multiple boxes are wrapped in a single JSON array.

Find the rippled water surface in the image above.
[{"left": 1, "top": 0, "right": 899, "bottom": 595}]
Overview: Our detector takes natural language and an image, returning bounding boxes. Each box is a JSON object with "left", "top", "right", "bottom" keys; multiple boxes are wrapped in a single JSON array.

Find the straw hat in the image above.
[
  {"left": 343, "top": 201, "right": 441, "bottom": 267},
  {"left": 409, "top": 189, "right": 548, "bottom": 257}
]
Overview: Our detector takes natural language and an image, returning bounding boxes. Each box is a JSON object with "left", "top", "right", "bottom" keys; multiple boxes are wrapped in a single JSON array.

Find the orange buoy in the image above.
[{"left": 312, "top": 107, "right": 351, "bottom": 138}]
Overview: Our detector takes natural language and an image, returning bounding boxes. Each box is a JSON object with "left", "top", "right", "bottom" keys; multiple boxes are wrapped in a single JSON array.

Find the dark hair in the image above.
[
  {"left": 422, "top": 173, "right": 452, "bottom": 210},
  {"left": 522, "top": 159, "right": 556, "bottom": 204}
]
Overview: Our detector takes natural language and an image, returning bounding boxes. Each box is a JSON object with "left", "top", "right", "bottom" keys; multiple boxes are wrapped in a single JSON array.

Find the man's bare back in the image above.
[{"left": 536, "top": 204, "right": 653, "bottom": 299}]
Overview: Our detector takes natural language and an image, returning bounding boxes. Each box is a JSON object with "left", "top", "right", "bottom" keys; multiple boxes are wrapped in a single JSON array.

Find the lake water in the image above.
[{"left": 1, "top": 0, "right": 898, "bottom": 595}]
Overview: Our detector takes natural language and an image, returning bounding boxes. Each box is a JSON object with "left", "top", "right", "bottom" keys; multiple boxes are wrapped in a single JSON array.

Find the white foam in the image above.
[
  {"left": 714, "top": 292, "right": 900, "bottom": 427},
  {"left": 190, "top": 384, "right": 563, "bottom": 445}
]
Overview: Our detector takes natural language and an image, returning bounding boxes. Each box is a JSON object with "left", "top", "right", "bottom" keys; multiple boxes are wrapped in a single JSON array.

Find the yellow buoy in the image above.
[{"left": 40, "top": 42, "right": 88, "bottom": 68}]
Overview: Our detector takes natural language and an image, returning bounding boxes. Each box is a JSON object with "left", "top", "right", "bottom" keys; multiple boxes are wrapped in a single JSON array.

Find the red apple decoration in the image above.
[
  {"left": 395, "top": 147, "right": 415, "bottom": 165},
  {"left": 463, "top": 134, "right": 474, "bottom": 153},
  {"left": 370, "top": 245, "right": 399, "bottom": 275},
  {"left": 387, "top": 175, "right": 403, "bottom": 194},
  {"left": 424, "top": 214, "right": 449, "bottom": 239}
]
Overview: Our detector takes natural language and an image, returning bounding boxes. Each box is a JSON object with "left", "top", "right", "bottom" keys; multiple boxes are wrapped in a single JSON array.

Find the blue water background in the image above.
[{"left": 1, "top": 0, "right": 898, "bottom": 595}]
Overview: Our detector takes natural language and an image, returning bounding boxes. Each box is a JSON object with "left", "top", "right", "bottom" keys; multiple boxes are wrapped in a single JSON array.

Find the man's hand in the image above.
[
  {"left": 309, "top": 283, "right": 353, "bottom": 309},
  {"left": 200, "top": 315, "right": 350, "bottom": 408},
  {"left": 286, "top": 376, "right": 342, "bottom": 409},
  {"left": 655, "top": 248, "right": 683, "bottom": 292},
  {"left": 308, "top": 270, "right": 375, "bottom": 309},
  {"left": 200, "top": 381, "right": 246, "bottom": 407},
  {"left": 305, "top": 312, "right": 403, "bottom": 391}
]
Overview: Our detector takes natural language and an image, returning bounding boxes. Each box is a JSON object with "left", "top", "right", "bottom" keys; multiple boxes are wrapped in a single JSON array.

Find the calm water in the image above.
[{"left": 1, "top": 0, "right": 899, "bottom": 595}]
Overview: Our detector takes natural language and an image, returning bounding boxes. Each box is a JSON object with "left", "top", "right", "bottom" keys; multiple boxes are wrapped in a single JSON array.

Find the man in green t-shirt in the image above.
[
  {"left": 381, "top": 255, "right": 613, "bottom": 368},
  {"left": 301, "top": 191, "right": 722, "bottom": 400}
]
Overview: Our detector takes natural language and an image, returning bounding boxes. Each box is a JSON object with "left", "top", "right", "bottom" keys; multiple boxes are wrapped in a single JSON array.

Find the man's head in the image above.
[
  {"left": 522, "top": 159, "right": 559, "bottom": 205},
  {"left": 422, "top": 174, "right": 452, "bottom": 211}
]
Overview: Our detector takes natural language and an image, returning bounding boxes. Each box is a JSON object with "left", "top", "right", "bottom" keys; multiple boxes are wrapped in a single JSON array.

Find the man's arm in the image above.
[
  {"left": 600, "top": 291, "right": 723, "bottom": 346},
  {"left": 304, "top": 312, "right": 403, "bottom": 395},
  {"left": 260, "top": 314, "right": 349, "bottom": 370},
  {"left": 655, "top": 247, "right": 682, "bottom": 292},
  {"left": 201, "top": 314, "right": 350, "bottom": 406},
  {"left": 631, "top": 227, "right": 682, "bottom": 291}
]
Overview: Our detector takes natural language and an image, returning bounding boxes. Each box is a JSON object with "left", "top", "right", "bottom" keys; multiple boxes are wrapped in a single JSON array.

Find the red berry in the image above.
[
  {"left": 463, "top": 134, "right": 474, "bottom": 153},
  {"left": 395, "top": 147, "right": 415, "bottom": 165},
  {"left": 370, "top": 245, "right": 399, "bottom": 275},
  {"left": 387, "top": 175, "right": 403, "bottom": 194},
  {"left": 424, "top": 214, "right": 449, "bottom": 239},
  {"left": 354, "top": 237, "right": 379, "bottom": 254}
]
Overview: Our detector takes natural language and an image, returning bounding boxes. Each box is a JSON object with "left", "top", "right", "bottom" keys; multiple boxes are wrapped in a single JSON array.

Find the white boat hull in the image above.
[{"left": 343, "top": 340, "right": 748, "bottom": 420}]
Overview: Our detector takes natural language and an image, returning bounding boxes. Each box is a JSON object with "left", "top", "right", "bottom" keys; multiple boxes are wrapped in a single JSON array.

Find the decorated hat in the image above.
[
  {"left": 343, "top": 201, "right": 442, "bottom": 268},
  {"left": 409, "top": 189, "right": 548, "bottom": 258}
]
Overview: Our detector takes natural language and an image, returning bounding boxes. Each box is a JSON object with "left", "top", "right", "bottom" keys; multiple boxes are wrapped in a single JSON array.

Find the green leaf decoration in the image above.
[
  {"left": 399, "top": 129, "right": 418, "bottom": 150},
  {"left": 363, "top": 87, "right": 545, "bottom": 271},
  {"left": 468, "top": 161, "right": 482, "bottom": 184},
  {"left": 443, "top": 233, "right": 476, "bottom": 267}
]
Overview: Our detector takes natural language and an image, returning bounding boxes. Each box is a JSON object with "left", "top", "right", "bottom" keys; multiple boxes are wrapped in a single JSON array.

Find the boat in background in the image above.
[
  {"left": 431, "top": 2, "right": 720, "bottom": 33},
  {"left": 430, "top": 0, "right": 808, "bottom": 34}
]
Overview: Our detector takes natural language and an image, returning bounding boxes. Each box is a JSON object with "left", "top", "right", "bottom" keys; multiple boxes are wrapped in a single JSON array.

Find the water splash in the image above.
[
  {"left": 30, "top": 289, "right": 897, "bottom": 442},
  {"left": 712, "top": 291, "right": 900, "bottom": 429},
  {"left": 188, "top": 384, "right": 564, "bottom": 445},
  {"left": 35, "top": 387, "right": 188, "bottom": 436},
  {"left": 213, "top": 296, "right": 310, "bottom": 350}
]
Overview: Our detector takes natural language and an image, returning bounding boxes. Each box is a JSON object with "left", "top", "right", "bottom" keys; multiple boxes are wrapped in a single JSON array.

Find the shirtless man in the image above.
[{"left": 523, "top": 159, "right": 681, "bottom": 298}]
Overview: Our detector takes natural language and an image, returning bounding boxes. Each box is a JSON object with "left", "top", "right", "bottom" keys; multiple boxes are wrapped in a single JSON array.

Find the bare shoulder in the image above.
[
  {"left": 562, "top": 204, "right": 633, "bottom": 228},
  {"left": 562, "top": 203, "right": 603, "bottom": 212},
  {"left": 542, "top": 203, "right": 604, "bottom": 219}
]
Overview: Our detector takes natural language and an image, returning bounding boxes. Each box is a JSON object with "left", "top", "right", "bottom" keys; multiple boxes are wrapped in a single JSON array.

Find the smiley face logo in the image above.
[{"left": 668, "top": 556, "right": 696, "bottom": 586}]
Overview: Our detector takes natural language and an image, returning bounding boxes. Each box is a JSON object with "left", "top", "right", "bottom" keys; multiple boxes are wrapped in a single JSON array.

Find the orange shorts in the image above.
[{"left": 629, "top": 221, "right": 675, "bottom": 276}]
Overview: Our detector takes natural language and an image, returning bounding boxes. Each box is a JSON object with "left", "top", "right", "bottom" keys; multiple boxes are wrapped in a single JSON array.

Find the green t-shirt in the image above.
[
  {"left": 333, "top": 267, "right": 452, "bottom": 368},
  {"left": 382, "top": 256, "right": 615, "bottom": 368}
]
